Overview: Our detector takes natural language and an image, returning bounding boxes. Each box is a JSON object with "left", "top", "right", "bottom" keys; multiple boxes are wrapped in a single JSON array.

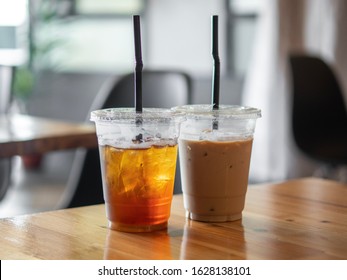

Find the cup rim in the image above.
[
  {"left": 90, "top": 107, "right": 184, "bottom": 123},
  {"left": 171, "top": 104, "right": 261, "bottom": 119}
]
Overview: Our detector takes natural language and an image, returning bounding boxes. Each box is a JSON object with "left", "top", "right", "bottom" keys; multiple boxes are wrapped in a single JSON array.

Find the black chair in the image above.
[
  {"left": 0, "top": 160, "right": 11, "bottom": 202},
  {"left": 0, "top": 65, "right": 14, "bottom": 202},
  {"left": 289, "top": 54, "right": 347, "bottom": 177},
  {"left": 59, "top": 70, "right": 193, "bottom": 208}
]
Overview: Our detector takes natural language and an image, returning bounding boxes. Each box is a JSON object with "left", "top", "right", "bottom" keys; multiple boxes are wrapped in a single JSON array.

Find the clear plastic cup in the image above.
[
  {"left": 172, "top": 104, "right": 261, "bottom": 222},
  {"left": 91, "top": 108, "right": 183, "bottom": 232}
]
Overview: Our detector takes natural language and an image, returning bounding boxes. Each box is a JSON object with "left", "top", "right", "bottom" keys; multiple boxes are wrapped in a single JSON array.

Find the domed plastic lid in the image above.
[
  {"left": 172, "top": 104, "right": 261, "bottom": 119},
  {"left": 91, "top": 108, "right": 183, "bottom": 123}
]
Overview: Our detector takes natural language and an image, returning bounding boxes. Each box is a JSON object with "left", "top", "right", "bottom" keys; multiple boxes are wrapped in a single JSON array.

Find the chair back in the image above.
[
  {"left": 61, "top": 70, "right": 192, "bottom": 208},
  {"left": 93, "top": 70, "right": 192, "bottom": 110},
  {"left": 0, "top": 66, "right": 14, "bottom": 202},
  {"left": 0, "top": 66, "right": 14, "bottom": 114},
  {"left": 0, "top": 160, "right": 11, "bottom": 202},
  {"left": 289, "top": 54, "right": 347, "bottom": 165}
]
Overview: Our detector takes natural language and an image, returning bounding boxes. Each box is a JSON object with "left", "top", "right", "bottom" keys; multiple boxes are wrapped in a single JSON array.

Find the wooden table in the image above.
[
  {"left": 0, "top": 177, "right": 346, "bottom": 260},
  {"left": 0, "top": 114, "right": 97, "bottom": 158}
]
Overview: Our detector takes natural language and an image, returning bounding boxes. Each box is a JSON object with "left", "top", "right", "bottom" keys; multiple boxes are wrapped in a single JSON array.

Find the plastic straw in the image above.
[
  {"left": 211, "top": 15, "right": 220, "bottom": 110},
  {"left": 133, "top": 15, "right": 143, "bottom": 113},
  {"left": 211, "top": 15, "right": 220, "bottom": 130}
]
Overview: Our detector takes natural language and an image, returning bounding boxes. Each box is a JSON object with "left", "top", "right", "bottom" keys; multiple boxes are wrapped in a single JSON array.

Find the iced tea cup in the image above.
[
  {"left": 172, "top": 105, "right": 261, "bottom": 222},
  {"left": 90, "top": 108, "right": 183, "bottom": 232}
]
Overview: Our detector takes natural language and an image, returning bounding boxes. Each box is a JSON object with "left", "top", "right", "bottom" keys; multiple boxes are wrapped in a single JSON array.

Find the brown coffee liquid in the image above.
[{"left": 179, "top": 138, "right": 253, "bottom": 221}]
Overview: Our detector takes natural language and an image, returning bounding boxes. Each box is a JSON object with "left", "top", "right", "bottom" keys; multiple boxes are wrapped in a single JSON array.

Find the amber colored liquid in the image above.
[{"left": 100, "top": 144, "right": 178, "bottom": 232}]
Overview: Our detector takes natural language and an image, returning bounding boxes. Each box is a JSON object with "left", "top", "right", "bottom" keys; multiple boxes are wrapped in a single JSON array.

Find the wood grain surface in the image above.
[{"left": 0, "top": 178, "right": 346, "bottom": 260}]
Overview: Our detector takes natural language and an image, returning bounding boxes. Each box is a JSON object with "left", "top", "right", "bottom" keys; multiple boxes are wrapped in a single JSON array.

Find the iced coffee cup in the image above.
[
  {"left": 172, "top": 104, "right": 261, "bottom": 222},
  {"left": 91, "top": 108, "right": 183, "bottom": 232}
]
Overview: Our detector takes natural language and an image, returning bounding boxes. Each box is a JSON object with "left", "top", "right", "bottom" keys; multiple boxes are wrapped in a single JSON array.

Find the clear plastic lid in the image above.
[
  {"left": 171, "top": 104, "right": 261, "bottom": 120},
  {"left": 90, "top": 108, "right": 183, "bottom": 123}
]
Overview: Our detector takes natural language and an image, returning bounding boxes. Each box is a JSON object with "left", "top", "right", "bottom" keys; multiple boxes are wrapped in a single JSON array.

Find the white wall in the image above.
[
  {"left": 145, "top": 0, "right": 242, "bottom": 105},
  {"left": 146, "top": 0, "right": 227, "bottom": 77}
]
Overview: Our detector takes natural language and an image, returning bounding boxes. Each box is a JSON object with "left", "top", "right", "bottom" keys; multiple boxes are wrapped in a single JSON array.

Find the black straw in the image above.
[
  {"left": 211, "top": 15, "right": 220, "bottom": 110},
  {"left": 133, "top": 15, "right": 143, "bottom": 113},
  {"left": 211, "top": 15, "right": 220, "bottom": 130}
]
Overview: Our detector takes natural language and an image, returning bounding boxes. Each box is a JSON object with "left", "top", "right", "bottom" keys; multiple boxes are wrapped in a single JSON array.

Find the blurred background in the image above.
[{"left": 0, "top": 0, "right": 346, "bottom": 217}]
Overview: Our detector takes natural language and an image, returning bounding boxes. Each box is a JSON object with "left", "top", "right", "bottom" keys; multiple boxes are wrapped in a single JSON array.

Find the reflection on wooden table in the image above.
[{"left": 0, "top": 178, "right": 346, "bottom": 260}]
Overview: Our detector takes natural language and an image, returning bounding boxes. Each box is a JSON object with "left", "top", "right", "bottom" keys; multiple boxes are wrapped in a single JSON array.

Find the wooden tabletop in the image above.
[
  {"left": 0, "top": 114, "right": 97, "bottom": 158},
  {"left": 0, "top": 177, "right": 346, "bottom": 260}
]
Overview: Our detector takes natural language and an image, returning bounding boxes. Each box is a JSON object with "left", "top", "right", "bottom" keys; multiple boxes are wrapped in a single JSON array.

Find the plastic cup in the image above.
[
  {"left": 90, "top": 108, "right": 183, "bottom": 232},
  {"left": 172, "top": 104, "right": 261, "bottom": 222}
]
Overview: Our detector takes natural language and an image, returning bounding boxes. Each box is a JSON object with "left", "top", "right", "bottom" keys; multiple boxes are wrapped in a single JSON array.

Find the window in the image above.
[
  {"left": 22, "top": 0, "right": 260, "bottom": 76},
  {"left": 32, "top": 0, "right": 145, "bottom": 72},
  {"left": 0, "top": 0, "right": 28, "bottom": 66},
  {"left": 227, "top": 0, "right": 260, "bottom": 77},
  {"left": 73, "top": 0, "right": 144, "bottom": 15}
]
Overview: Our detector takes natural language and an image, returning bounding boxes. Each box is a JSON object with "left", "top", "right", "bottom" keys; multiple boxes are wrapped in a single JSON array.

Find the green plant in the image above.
[
  {"left": 13, "top": 0, "right": 64, "bottom": 102},
  {"left": 13, "top": 67, "right": 35, "bottom": 101}
]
